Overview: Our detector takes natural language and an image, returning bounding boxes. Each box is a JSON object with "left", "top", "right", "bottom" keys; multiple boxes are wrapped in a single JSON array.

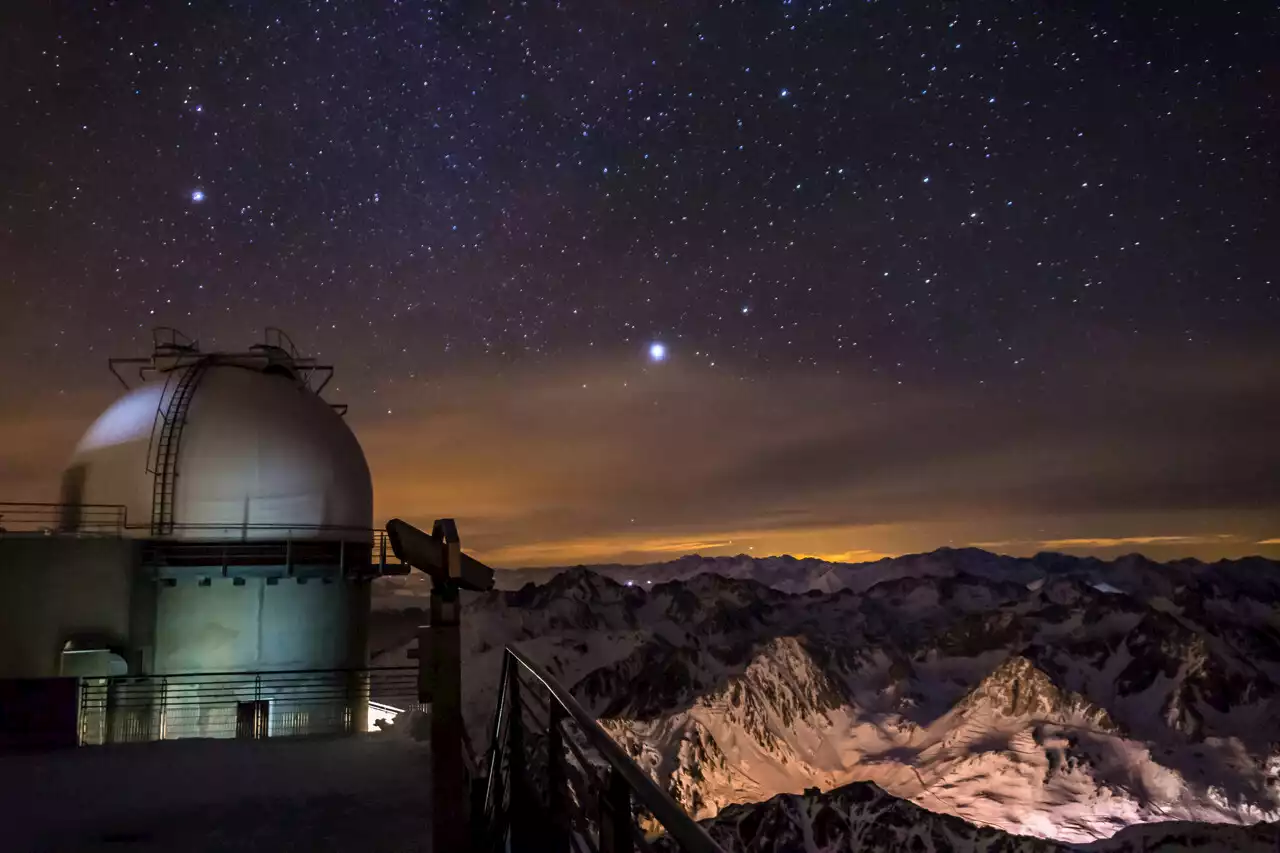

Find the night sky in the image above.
[{"left": 1, "top": 2, "right": 1277, "bottom": 566}]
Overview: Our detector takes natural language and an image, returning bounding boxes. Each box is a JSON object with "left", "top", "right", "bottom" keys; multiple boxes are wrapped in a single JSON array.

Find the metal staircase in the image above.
[{"left": 147, "top": 360, "right": 207, "bottom": 535}]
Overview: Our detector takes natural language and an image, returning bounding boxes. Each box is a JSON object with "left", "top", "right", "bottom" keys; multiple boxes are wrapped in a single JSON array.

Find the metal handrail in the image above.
[
  {"left": 0, "top": 504, "right": 387, "bottom": 535},
  {"left": 131, "top": 521, "right": 379, "bottom": 534},
  {"left": 1, "top": 504, "right": 396, "bottom": 540},
  {"left": 77, "top": 664, "right": 420, "bottom": 746},
  {"left": 90, "top": 664, "right": 417, "bottom": 680},
  {"left": 0, "top": 501, "right": 128, "bottom": 534},
  {"left": 1, "top": 506, "right": 410, "bottom": 575},
  {"left": 486, "top": 644, "right": 723, "bottom": 853}
]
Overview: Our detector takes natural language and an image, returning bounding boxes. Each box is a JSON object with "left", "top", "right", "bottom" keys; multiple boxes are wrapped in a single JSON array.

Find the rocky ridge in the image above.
[{"left": 370, "top": 548, "right": 1280, "bottom": 845}]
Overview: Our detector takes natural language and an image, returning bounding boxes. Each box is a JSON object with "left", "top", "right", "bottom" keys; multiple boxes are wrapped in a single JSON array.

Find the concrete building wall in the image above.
[
  {"left": 153, "top": 577, "right": 368, "bottom": 673},
  {"left": 0, "top": 537, "right": 375, "bottom": 740},
  {"left": 0, "top": 537, "right": 140, "bottom": 678},
  {"left": 152, "top": 576, "right": 371, "bottom": 738}
]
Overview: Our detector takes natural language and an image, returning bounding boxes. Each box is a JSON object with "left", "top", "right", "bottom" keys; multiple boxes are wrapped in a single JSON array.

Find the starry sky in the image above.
[{"left": 1, "top": 1, "right": 1277, "bottom": 566}]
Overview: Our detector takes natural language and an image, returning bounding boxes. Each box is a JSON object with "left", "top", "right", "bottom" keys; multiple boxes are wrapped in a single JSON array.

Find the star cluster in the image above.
[{"left": 1, "top": 2, "right": 1277, "bottom": 563}]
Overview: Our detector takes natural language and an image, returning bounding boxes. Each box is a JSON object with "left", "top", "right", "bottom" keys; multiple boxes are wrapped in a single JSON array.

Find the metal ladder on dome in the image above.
[{"left": 148, "top": 360, "right": 208, "bottom": 535}]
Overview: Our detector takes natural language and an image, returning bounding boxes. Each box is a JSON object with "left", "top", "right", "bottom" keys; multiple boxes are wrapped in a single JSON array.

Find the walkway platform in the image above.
[{"left": 1, "top": 735, "right": 431, "bottom": 852}]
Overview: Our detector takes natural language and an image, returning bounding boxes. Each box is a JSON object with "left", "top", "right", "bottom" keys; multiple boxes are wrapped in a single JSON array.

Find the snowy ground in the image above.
[{"left": 0, "top": 735, "right": 432, "bottom": 853}]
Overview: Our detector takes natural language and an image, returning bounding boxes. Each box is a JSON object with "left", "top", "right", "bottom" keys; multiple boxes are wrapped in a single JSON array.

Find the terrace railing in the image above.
[
  {"left": 480, "top": 645, "right": 722, "bottom": 853},
  {"left": 0, "top": 503, "right": 411, "bottom": 576},
  {"left": 77, "top": 666, "right": 420, "bottom": 745},
  {"left": 0, "top": 501, "right": 127, "bottom": 535}
]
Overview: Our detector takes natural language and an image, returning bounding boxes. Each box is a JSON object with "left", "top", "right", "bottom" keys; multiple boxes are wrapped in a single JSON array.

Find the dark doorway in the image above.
[{"left": 236, "top": 700, "right": 270, "bottom": 739}]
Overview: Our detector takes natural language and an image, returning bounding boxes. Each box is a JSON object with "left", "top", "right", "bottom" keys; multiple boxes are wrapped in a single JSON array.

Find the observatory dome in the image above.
[{"left": 65, "top": 362, "right": 372, "bottom": 540}]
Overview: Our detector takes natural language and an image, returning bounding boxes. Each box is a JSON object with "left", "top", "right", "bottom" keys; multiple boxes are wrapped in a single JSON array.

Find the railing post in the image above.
[
  {"left": 547, "top": 702, "right": 570, "bottom": 852},
  {"left": 483, "top": 651, "right": 511, "bottom": 817},
  {"left": 104, "top": 678, "right": 118, "bottom": 745},
  {"left": 599, "top": 766, "right": 633, "bottom": 853},
  {"left": 158, "top": 677, "right": 168, "bottom": 741},
  {"left": 507, "top": 663, "right": 527, "bottom": 852},
  {"left": 255, "top": 673, "right": 264, "bottom": 739},
  {"left": 77, "top": 677, "right": 87, "bottom": 746}
]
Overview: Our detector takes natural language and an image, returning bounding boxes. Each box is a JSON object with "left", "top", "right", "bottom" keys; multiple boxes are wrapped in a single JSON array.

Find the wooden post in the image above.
[
  {"left": 427, "top": 579, "right": 467, "bottom": 853},
  {"left": 599, "top": 766, "right": 633, "bottom": 853},
  {"left": 385, "top": 518, "right": 495, "bottom": 853}
]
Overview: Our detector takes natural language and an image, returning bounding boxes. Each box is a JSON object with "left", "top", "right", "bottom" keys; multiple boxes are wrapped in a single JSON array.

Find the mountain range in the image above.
[
  {"left": 371, "top": 548, "right": 1280, "bottom": 848},
  {"left": 671, "top": 779, "right": 1280, "bottom": 852}
]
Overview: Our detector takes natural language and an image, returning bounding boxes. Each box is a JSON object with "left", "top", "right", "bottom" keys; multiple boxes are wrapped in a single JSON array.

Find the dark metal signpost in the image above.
[{"left": 386, "top": 518, "right": 494, "bottom": 853}]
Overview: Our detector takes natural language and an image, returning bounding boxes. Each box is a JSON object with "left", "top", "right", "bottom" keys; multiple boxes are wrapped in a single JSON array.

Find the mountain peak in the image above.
[
  {"left": 958, "top": 656, "right": 1117, "bottom": 730},
  {"left": 671, "top": 780, "right": 1068, "bottom": 853},
  {"left": 507, "top": 564, "right": 632, "bottom": 606}
]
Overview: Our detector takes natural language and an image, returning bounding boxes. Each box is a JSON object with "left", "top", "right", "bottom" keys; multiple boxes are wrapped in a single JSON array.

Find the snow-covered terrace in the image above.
[{"left": 2, "top": 734, "right": 432, "bottom": 852}]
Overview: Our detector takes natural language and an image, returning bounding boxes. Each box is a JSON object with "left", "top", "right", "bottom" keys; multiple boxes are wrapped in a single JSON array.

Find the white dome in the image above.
[{"left": 66, "top": 363, "right": 372, "bottom": 540}]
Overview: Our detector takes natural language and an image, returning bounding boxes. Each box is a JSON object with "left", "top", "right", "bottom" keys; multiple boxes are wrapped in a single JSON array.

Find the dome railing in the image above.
[
  {"left": 107, "top": 327, "right": 341, "bottom": 398},
  {"left": 138, "top": 525, "right": 409, "bottom": 577},
  {"left": 0, "top": 502, "right": 411, "bottom": 576}
]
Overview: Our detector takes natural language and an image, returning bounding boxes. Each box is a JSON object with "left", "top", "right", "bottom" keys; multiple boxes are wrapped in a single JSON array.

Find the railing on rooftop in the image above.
[
  {"left": 0, "top": 502, "right": 127, "bottom": 535},
  {"left": 481, "top": 645, "right": 722, "bottom": 853},
  {"left": 0, "top": 503, "right": 410, "bottom": 574},
  {"left": 78, "top": 666, "right": 420, "bottom": 745}
]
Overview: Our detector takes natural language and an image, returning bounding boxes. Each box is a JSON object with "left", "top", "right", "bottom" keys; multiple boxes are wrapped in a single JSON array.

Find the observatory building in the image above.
[{"left": 0, "top": 329, "right": 405, "bottom": 742}]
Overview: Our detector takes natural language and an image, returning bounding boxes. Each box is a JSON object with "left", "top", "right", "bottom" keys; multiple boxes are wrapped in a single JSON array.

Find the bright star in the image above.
[
  {"left": 648, "top": 342, "right": 667, "bottom": 362},
  {"left": 191, "top": 190, "right": 205, "bottom": 203},
  {"left": 779, "top": 88, "right": 790, "bottom": 98}
]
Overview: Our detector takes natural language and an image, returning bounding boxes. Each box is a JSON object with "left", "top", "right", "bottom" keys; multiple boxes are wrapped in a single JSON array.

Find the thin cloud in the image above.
[
  {"left": 1039, "top": 535, "right": 1237, "bottom": 550},
  {"left": 3, "top": 350, "right": 1278, "bottom": 567},
  {"left": 793, "top": 549, "right": 892, "bottom": 564},
  {"left": 482, "top": 535, "right": 741, "bottom": 566}
]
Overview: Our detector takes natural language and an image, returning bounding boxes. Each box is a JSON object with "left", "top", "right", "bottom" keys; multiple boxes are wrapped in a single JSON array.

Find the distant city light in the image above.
[{"left": 649, "top": 342, "right": 667, "bottom": 362}]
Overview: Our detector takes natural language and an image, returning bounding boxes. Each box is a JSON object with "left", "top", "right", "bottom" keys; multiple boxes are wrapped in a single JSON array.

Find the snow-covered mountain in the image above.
[
  {"left": 369, "top": 548, "right": 1280, "bottom": 845},
  {"left": 669, "top": 780, "right": 1280, "bottom": 852}
]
